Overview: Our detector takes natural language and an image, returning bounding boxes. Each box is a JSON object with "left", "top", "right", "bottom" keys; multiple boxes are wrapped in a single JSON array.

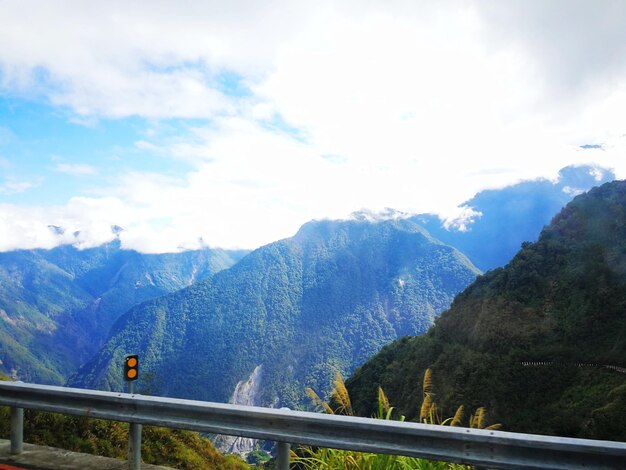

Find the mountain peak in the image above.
[{"left": 71, "top": 212, "right": 479, "bottom": 407}]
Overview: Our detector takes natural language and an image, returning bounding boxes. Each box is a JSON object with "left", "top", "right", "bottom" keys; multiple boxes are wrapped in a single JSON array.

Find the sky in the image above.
[{"left": 1, "top": 0, "right": 625, "bottom": 253}]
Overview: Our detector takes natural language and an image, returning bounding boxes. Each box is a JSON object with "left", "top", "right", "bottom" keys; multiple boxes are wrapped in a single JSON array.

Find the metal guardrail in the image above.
[{"left": 1, "top": 381, "right": 625, "bottom": 470}]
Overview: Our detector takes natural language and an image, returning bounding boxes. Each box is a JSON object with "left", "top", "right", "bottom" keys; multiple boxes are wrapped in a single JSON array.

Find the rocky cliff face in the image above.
[
  {"left": 230, "top": 364, "right": 264, "bottom": 406},
  {"left": 214, "top": 365, "right": 264, "bottom": 456}
]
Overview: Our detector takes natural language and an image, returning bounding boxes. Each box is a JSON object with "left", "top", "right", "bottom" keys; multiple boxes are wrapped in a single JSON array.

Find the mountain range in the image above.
[
  {"left": 0, "top": 241, "right": 246, "bottom": 383},
  {"left": 70, "top": 218, "right": 479, "bottom": 408},
  {"left": 0, "top": 163, "right": 619, "bottom": 444},
  {"left": 346, "top": 180, "right": 626, "bottom": 440}
]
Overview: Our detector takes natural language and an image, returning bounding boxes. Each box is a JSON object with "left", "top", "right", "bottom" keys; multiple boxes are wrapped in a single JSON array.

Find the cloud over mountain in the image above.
[{"left": 1, "top": 1, "right": 625, "bottom": 252}]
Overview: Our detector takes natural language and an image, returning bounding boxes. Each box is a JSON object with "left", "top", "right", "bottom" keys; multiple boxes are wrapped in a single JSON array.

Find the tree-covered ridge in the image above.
[
  {"left": 346, "top": 180, "right": 626, "bottom": 440},
  {"left": 0, "top": 240, "right": 246, "bottom": 384},
  {"left": 71, "top": 217, "right": 479, "bottom": 408}
]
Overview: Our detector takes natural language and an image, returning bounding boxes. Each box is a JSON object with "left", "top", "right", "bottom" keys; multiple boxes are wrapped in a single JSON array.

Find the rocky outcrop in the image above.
[{"left": 214, "top": 365, "right": 264, "bottom": 456}]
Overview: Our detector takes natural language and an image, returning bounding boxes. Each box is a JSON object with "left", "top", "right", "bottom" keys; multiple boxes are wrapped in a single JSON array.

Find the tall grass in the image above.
[{"left": 294, "top": 369, "right": 500, "bottom": 469}]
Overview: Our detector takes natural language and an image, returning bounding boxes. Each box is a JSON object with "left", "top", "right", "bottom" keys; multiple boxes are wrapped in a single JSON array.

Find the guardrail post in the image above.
[
  {"left": 277, "top": 441, "right": 290, "bottom": 470},
  {"left": 128, "top": 422, "right": 142, "bottom": 470},
  {"left": 10, "top": 406, "right": 23, "bottom": 454}
]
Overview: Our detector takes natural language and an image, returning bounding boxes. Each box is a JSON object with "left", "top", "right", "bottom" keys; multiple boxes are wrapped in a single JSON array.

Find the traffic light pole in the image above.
[
  {"left": 127, "top": 364, "right": 141, "bottom": 470},
  {"left": 129, "top": 421, "right": 142, "bottom": 470}
]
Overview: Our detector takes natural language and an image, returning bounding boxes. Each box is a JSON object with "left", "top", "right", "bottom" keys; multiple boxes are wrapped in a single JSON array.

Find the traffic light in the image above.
[{"left": 124, "top": 354, "right": 139, "bottom": 381}]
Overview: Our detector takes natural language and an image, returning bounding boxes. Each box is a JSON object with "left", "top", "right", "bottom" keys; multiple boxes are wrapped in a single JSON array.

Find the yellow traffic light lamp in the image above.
[{"left": 124, "top": 355, "right": 139, "bottom": 393}]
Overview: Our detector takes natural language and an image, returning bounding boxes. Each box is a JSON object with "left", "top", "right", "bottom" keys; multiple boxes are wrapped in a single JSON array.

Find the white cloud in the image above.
[
  {"left": 0, "top": 0, "right": 305, "bottom": 119},
  {"left": 134, "top": 140, "right": 159, "bottom": 152},
  {"left": 0, "top": 1, "right": 625, "bottom": 251},
  {"left": 589, "top": 166, "right": 607, "bottom": 182},
  {"left": 0, "top": 178, "right": 36, "bottom": 194},
  {"left": 55, "top": 163, "right": 97, "bottom": 176},
  {"left": 475, "top": 0, "right": 626, "bottom": 101},
  {"left": 443, "top": 207, "right": 483, "bottom": 232},
  {"left": 0, "top": 197, "right": 136, "bottom": 251}
]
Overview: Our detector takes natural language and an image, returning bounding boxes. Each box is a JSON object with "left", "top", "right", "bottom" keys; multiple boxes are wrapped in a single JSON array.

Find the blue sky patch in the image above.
[{"left": 0, "top": 96, "right": 195, "bottom": 204}]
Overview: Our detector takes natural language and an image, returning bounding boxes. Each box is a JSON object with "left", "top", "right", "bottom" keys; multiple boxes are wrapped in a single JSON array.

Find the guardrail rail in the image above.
[{"left": 1, "top": 381, "right": 625, "bottom": 470}]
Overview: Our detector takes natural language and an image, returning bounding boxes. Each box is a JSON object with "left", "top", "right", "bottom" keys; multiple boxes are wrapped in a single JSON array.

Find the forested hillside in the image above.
[
  {"left": 0, "top": 240, "right": 246, "bottom": 384},
  {"left": 347, "top": 180, "right": 626, "bottom": 440},
  {"left": 71, "top": 217, "right": 479, "bottom": 409}
]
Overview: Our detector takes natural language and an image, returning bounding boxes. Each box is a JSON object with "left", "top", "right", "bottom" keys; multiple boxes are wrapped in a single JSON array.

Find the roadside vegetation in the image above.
[
  {"left": 292, "top": 369, "right": 498, "bottom": 469},
  {"left": 0, "top": 374, "right": 248, "bottom": 470}
]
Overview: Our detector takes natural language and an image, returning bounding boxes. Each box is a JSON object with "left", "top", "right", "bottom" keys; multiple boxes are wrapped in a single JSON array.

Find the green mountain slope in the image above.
[
  {"left": 346, "top": 181, "right": 626, "bottom": 440},
  {"left": 71, "top": 217, "right": 479, "bottom": 408},
  {"left": 0, "top": 241, "right": 246, "bottom": 384}
]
